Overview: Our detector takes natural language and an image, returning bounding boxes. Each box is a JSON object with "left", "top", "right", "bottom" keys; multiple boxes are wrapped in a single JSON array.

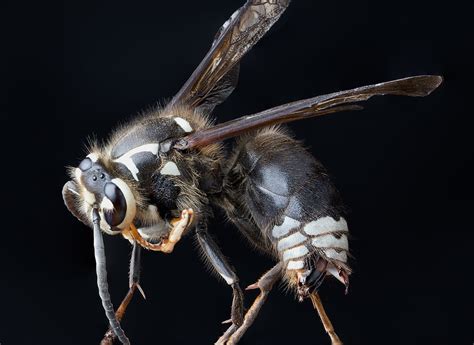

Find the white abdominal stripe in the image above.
[
  {"left": 303, "top": 216, "right": 348, "bottom": 236},
  {"left": 271, "top": 216, "right": 308, "bottom": 270},
  {"left": 271, "top": 216, "right": 350, "bottom": 270}
]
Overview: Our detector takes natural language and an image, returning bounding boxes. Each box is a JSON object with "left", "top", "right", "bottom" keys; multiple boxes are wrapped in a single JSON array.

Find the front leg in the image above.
[
  {"left": 195, "top": 223, "right": 244, "bottom": 327},
  {"left": 101, "top": 242, "right": 144, "bottom": 345},
  {"left": 124, "top": 209, "right": 194, "bottom": 253}
]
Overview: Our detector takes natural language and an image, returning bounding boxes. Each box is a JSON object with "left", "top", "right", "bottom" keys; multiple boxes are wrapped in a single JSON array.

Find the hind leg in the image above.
[
  {"left": 216, "top": 263, "right": 282, "bottom": 345},
  {"left": 310, "top": 292, "right": 343, "bottom": 345},
  {"left": 220, "top": 128, "right": 350, "bottom": 343}
]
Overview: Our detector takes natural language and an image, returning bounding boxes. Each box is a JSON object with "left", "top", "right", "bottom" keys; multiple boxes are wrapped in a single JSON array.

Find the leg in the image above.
[
  {"left": 101, "top": 243, "right": 144, "bottom": 345},
  {"left": 195, "top": 223, "right": 244, "bottom": 327},
  {"left": 124, "top": 209, "right": 193, "bottom": 253},
  {"left": 217, "top": 263, "right": 282, "bottom": 345},
  {"left": 310, "top": 292, "right": 343, "bottom": 345}
]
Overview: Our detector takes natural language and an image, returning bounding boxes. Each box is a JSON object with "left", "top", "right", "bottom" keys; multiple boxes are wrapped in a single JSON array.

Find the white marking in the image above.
[
  {"left": 312, "top": 234, "right": 348, "bottom": 250},
  {"left": 100, "top": 196, "right": 114, "bottom": 211},
  {"left": 174, "top": 117, "right": 193, "bottom": 132},
  {"left": 99, "top": 210, "right": 112, "bottom": 232},
  {"left": 113, "top": 143, "right": 159, "bottom": 181},
  {"left": 111, "top": 178, "right": 136, "bottom": 230},
  {"left": 326, "top": 263, "right": 345, "bottom": 284},
  {"left": 148, "top": 205, "right": 158, "bottom": 216},
  {"left": 74, "top": 167, "right": 96, "bottom": 206},
  {"left": 272, "top": 217, "right": 301, "bottom": 239},
  {"left": 87, "top": 152, "right": 99, "bottom": 162},
  {"left": 303, "top": 217, "right": 348, "bottom": 236},
  {"left": 287, "top": 260, "right": 305, "bottom": 270},
  {"left": 67, "top": 187, "right": 80, "bottom": 196},
  {"left": 323, "top": 248, "right": 347, "bottom": 262},
  {"left": 81, "top": 186, "right": 96, "bottom": 205},
  {"left": 160, "top": 161, "right": 181, "bottom": 176},
  {"left": 220, "top": 272, "right": 235, "bottom": 285},
  {"left": 283, "top": 245, "right": 309, "bottom": 261},
  {"left": 277, "top": 232, "right": 307, "bottom": 251},
  {"left": 75, "top": 167, "right": 82, "bottom": 181}
]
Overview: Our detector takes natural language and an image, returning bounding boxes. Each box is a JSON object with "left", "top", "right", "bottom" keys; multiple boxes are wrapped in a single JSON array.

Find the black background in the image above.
[{"left": 3, "top": 0, "right": 473, "bottom": 344}]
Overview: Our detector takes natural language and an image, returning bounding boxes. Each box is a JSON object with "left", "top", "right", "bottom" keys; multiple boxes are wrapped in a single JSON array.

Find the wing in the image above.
[
  {"left": 167, "top": 0, "right": 290, "bottom": 114},
  {"left": 173, "top": 75, "right": 443, "bottom": 150}
]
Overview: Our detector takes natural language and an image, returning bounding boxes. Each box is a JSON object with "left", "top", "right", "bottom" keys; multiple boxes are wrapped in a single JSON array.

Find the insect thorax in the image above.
[{"left": 89, "top": 106, "right": 224, "bottom": 233}]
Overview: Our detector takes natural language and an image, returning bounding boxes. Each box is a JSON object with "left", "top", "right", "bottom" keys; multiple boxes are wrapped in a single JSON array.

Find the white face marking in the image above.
[
  {"left": 111, "top": 178, "right": 136, "bottom": 230},
  {"left": 277, "top": 232, "right": 307, "bottom": 251},
  {"left": 173, "top": 117, "right": 193, "bottom": 133},
  {"left": 272, "top": 217, "right": 301, "bottom": 239},
  {"left": 87, "top": 152, "right": 99, "bottom": 162},
  {"left": 160, "top": 161, "right": 181, "bottom": 176},
  {"left": 323, "top": 248, "right": 347, "bottom": 262},
  {"left": 287, "top": 260, "right": 305, "bottom": 270},
  {"left": 311, "top": 234, "right": 348, "bottom": 250},
  {"left": 303, "top": 217, "right": 348, "bottom": 236},
  {"left": 75, "top": 167, "right": 82, "bottom": 180},
  {"left": 76, "top": 167, "right": 95, "bottom": 205},
  {"left": 113, "top": 143, "right": 159, "bottom": 181},
  {"left": 100, "top": 196, "right": 114, "bottom": 211},
  {"left": 99, "top": 209, "right": 112, "bottom": 232},
  {"left": 282, "top": 245, "right": 309, "bottom": 261}
]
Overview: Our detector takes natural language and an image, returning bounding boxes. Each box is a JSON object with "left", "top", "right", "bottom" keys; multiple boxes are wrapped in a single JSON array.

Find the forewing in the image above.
[
  {"left": 168, "top": 0, "right": 290, "bottom": 113},
  {"left": 173, "top": 75, "right": 443, "bottom": 149}
]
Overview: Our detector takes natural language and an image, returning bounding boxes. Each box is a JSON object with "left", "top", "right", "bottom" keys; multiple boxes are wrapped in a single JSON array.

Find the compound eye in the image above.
[
  {"left": 103, "top": 182, "right": 127, "bottom": 227},
  {"left": 79, "top": 157, "right": 93, "bottom": 171}
]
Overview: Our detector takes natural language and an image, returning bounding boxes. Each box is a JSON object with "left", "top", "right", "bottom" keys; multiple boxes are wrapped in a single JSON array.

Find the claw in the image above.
[
  {"left": 136, "top": 283, "right": 147, "bottom": 300},
  {"left": 245, "top": 282, "right": 259, "bottom": 290},
  {"left": 221, "top": 318, "right": 232, "bottom": 324}
]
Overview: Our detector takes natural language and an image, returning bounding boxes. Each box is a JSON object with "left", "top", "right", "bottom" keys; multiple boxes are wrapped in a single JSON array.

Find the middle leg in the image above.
[
  {"left": 217, "top": 263, "right": 283, "bottom": 345},
  {"left": 195, "top": 222, "right": 245, "bottom": 328}
]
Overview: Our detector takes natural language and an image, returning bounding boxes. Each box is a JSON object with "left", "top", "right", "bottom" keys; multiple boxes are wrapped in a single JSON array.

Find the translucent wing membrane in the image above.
[
  {"left": 168, "top": 0, "right": 290, "bottom": 112},
  {"left": 174, "top": 75, "right": 443, "bottom": 150}
]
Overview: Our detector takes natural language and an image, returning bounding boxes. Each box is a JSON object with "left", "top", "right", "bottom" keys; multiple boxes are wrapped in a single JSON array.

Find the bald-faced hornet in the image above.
[{"left": 62, "top": 1, "right": 442, "bottom": 344}]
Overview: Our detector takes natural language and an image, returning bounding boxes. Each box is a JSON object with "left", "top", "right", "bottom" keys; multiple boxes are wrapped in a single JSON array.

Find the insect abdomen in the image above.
[{"left": 226, "top": 127, "right": 350, "bottom": 296}]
